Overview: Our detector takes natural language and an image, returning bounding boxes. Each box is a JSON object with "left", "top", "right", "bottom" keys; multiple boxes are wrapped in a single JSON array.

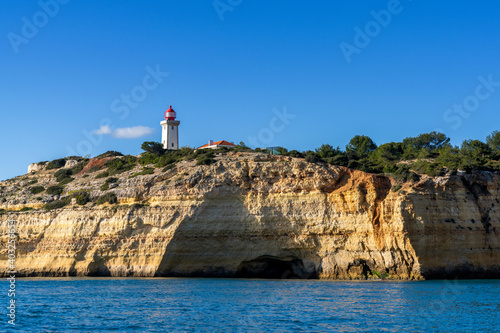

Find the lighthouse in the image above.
[{"left": 161, "top": 105, "right": 180, "bottom": 150}]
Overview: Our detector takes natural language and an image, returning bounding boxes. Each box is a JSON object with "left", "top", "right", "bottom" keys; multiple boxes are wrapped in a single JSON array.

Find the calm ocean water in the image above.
[{"left": 1, "top": 278, "right": 499, "bottom": 332}]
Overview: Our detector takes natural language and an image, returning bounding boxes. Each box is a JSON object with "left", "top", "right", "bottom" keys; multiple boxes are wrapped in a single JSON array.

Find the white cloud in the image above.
[
  {"left": 93, "top": 125, "right": 154, "bottom": 139},
  {"left": 94, "top": 125, "right": 112, "bottom": 135},
  {"left": 113, "top": 126, "right": 154, "bottom": 139}
]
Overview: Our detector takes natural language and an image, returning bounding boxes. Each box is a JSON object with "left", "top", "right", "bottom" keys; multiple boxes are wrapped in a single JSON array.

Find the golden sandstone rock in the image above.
[{"left": 0, "top": 152, "right": 499, "bottom": 279}]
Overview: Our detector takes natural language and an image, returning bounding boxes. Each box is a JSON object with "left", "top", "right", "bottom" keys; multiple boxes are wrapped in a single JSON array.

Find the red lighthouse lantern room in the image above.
[{"left": 164, "top": 105, "right": 176, "bottom": 120}]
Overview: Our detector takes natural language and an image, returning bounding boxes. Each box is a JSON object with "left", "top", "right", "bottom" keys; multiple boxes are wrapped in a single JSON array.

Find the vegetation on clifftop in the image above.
[
  {"left": 272, "top": 131, "right": 500, "bottom": 180},
  {"left": 84, "top": 130, "right": 500, "bottom": 181},
  {"left": 2, "top": 131, "right": 500, "bottom": 213},
  {"left": 131, "top": 131, "right": 500, "bottom": 181}
]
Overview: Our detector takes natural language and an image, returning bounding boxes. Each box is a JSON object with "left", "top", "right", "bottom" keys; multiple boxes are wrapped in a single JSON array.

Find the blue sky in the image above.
[{"left": 1, "top": 0, "right": 500, "bottom": 180}]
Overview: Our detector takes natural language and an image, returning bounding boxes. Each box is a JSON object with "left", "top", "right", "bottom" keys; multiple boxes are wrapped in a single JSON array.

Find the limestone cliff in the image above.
[{"left": 0, "top": 152, "right": 499, "bottom": 279}]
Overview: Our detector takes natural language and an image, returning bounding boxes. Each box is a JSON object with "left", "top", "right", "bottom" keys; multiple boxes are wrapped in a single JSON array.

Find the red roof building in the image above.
[{"left": 197, "top": 140, "right": 237, "bottom": 150}]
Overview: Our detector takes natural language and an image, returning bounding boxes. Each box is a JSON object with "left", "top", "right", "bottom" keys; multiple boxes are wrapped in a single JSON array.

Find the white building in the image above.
[
  {"left": 161, "top": 105, "right": 180, "bottom": 150},
  {"left": 197, "top": 140, "right": 236, "bottom": 150}
]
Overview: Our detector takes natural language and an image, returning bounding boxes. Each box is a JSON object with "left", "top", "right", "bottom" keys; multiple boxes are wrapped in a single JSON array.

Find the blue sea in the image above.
[{"left": 2, "top": 278, "right": 499, "bottom": 332}]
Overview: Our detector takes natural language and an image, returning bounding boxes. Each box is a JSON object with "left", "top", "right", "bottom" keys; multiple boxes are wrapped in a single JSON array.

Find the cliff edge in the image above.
[{"left": 1, "top": 152, "right": 499, "bottom": 279}]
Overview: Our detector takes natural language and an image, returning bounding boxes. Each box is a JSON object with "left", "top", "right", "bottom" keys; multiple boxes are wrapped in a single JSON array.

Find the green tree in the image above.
[
  {"left": 305, "top": 153, "right": 319, "bottom": 163},
  {"left": 315, "top": 144, "right": 339, "bottom": 159},
  {"left": 287, "top": 150, "right": 303, "bottom": 158},
  {"left": 371, "top": 142, "right": 403, "bottom": 165},
  {"left": 459, "top": 139, "right": 491, "bottom": 170},
  {"left": 436, "top": 145, "right": 461, "bottom": 171},
  {"left": 402, "top": 132, "right": 450, "bottom": 159},
  {"left": 346, "top": 135, "right": 377, "bottom": 159},
  {"left": 275, "top": 147, "right": 288, "bottom": 155},
  {"left": 486, "top": 130, "right": 500, "bottom": 151},
  {"left": 141, "top": 141, "right": 166, "bottom": 156}
]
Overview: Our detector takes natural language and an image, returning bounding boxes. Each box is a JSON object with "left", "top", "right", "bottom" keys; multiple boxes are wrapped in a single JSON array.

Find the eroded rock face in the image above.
[
  {"left": 64, "top": 160, "right": 79, "bottom": 169},
  {"left": 28, "top": 162, "right": 46, "bottom": 174},
  {"left": 1, "top": 153, "right": 499, "bottom": 279}
]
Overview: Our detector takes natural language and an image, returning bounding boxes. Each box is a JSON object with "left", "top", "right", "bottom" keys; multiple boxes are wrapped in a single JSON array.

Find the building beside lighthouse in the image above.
[
  {"left": 197, "top": 140, "right": 236, "bottom": 150},
  {"left": 161, "top": 105, "right": 180, "bottom": 150}
]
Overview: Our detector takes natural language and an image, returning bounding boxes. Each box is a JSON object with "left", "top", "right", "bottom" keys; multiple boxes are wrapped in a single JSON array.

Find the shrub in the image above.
[
  {"left": 184, "top": 148, "right": 209, "bottom": 161},
  {"left": 131, "top": 167, "right": 155, "bottom": 177},
  {"left": 46, "top": 185, "right": 64, "bottom": 195},
  {"left": 99, "top": 177, "right": 119, "bottom": 190},
  {"left": 58, "top": 177, "right": 74, "bottom": 185},
  {"left": 44, "top": 199, "right": 69, "bottom": 211},
  {"left": 410, "top": 161, "right": 445, "bottom": 178},
  {"left": 275, "top": 147, "right": 288, "bottom": 155},
  {"left": 86, "top": 165, "right": 105, "bottom": 173},
  {"left": 65, "top": 156, "right": 84, "bottom": 161},
  {"left": 162, "top": 164, "right": 175, "bottom": 172},
  {"left": 233, "top": 142, "right": 253, "bottom": 152},
  {"left": 70, "top": 161, "right": 88, "bottom": 175},
  {"left": 46, "top": 158, "right": 66, "bottom": 170},
  {"left": 196, "top": 155, "right": 215, "bottom": 165},
  {"left": 216, "top": 147, "right": 234, "bottom": 154},
  {"left": 156, "top": 154, "right": 176, "bottom": 168},
  {"left": 106, "top": 156, "right": 137, "bottom": 175},
  {"left": 95, "top": 171, "right": 109, "bottom": 179},
  {"left": 54, "top": 168, "right": 72, "bottom": 179},
  {"left": 54, "top": 168, "right": 76, "bottom": 185},
  {"left": 72, "top": 191, "right": 90, "bottom": 205},
  {"left": 20, "top": 207, "right": 33, "bottom": 212},
  {"left": 177, "top": 147, "right": 194, "bottom": 158},
  {"left": 96, "top": 151, "right": 123, "bottom": 159},
  {"left": 287, "top": 150, "right": 304, "bottom": 158},
  {"left": 305, "top": 153, "right": 319, "bottom": 163},
  {"left": 141, "top": 167, "right": 155, "bottom": 175},
  {"left": 138, "top": 152, "right": 161, "bottom": 165},
  {"left": 30, "top": 186, "right": 45, "bottom": 194},
  {"left": 389, "top": 165, "right": 420, "bottom": 182},
  {"left": 96, "top": 192, "right": 118, "bottom": 205},
  {"left": 195, "top": 150, "right": 216, "bottom": 166}
]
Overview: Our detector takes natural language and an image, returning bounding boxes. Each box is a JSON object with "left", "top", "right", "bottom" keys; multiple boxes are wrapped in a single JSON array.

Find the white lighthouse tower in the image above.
[{"left": 161, "top": 105, "right": 180, "bottom": 150}]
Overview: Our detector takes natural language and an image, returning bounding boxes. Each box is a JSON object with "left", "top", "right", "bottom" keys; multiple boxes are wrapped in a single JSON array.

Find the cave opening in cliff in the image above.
[{"left": 235, "top": 255, "right": 318, "bottom": 279}]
